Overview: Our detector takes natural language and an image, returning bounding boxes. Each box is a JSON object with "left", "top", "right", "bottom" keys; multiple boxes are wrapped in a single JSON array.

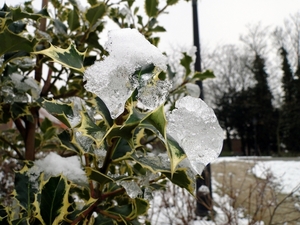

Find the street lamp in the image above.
[{"left": 192, "top": 0, "right": 213, "bottom": 217}]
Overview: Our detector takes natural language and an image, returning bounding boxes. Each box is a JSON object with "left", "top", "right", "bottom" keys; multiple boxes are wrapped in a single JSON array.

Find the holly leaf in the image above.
[
  {"left": 33, "top": 44, "right": 86, "bottom": 73},
  {"left": 0, "top": 28, "right": 37, "bottom": 55},
  {"left": 145, "top": 0, "right": 159, "bottom": 17},
  {"left": 40, "top": 176, "right": 71, "bottom": 224}
]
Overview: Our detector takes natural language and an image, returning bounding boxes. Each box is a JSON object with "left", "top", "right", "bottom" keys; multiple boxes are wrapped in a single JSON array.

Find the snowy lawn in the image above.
[{"left": 149, "top": 157, "right": 300, "bottom": 225}]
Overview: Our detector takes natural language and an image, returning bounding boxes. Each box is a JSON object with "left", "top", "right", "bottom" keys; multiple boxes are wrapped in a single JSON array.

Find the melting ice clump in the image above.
[
  {"left": 166, "top": 96, "right": 223, "bottom": 175},
  {"left": 84, "top": 28, "right": 169, "bottom": 119}
]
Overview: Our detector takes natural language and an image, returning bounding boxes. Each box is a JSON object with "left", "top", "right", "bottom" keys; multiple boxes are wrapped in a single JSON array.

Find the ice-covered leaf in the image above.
[
  {"left": 142, "top": 105, "right": 185, "bottom": 174},
  {"left": 40, "top": 176, "right": 71, "bottom": 224},
  {"left": 84, "top": 28, "right": 167, "bottom": 119},
  {"left": 34, "top": 44, "right": 85, "bottom": 72},
  {"left": 131, "top": 153, "right": 171, "bottom": 173},
  {"left": 167, "top": 96, "right": 223, "bottom": 175}
]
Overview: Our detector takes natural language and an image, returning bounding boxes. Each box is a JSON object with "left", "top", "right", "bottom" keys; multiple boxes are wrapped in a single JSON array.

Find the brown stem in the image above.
[
  {"left": 24, "top": 108, "right": 39, "bottom": 161},
  {"left": 41, "top": 62, "right": 53, "bottom": 96},
  {"left": 71, "top": 199, "right": 101, "bottom": 225},
  {"left": 101, "top": 187, "right": 125, "bottom": 200},
  {"left": 14, "top": 118, "right": 26, "bottom": 140}
]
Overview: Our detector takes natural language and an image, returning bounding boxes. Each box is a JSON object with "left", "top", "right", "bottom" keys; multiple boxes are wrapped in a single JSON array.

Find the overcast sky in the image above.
[{"left": 1, "top": 0, "right": 300, "bottom": 51}]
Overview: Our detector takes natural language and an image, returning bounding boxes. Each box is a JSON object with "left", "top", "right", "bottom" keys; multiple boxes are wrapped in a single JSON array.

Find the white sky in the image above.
[{"left": 1, "top": 0, "right": 300, "bottom": 51}]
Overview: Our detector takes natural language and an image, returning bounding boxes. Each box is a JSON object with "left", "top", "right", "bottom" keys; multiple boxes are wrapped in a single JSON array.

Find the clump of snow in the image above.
[
  {"left": 166, "top": 96, "right": 224, "bottom": 175},
  {"left": 28, "top": 152, "right": 88, "bottom": 185},
  {"left": 84, "top": 28, "right": 169, "bottom": 119},
  {"left": 198, "top": 185, "right": 210, "bottom": 195}
]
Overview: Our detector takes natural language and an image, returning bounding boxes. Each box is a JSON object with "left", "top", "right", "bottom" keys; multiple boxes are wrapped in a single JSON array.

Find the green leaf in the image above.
[
  {"left": 10, "top": 103, "right": 31, "bottom": 120},
  {"left": 77, "top": 111, "right": 107, "bottom": 147},
  {"left": 86, "top": 167, "right": 114, "bottom": 186},
  {"left": 167, "top": 0, "right": 179, "bottom": 5},
  {"left": 106, "top": 204, "right": 133, "bottom": 219},
  {"left": 112, "top": 138, "right": 133, "bottom": 161},
  {"left": 40, "top": 176, "right": 71, "bottom": 225},
  {"left": 0, "top": 205, "right": 9, "bottom": 225},
  {"left": 39, "top": 98, "right": 74, "bottom": 128},
  {"left": 14, "top": 168, "right": 37, "bottom": 212},
  {"left": 85, "top": 3, "right": 106, "bottom": 26},
  {"left": 7, "top": 7, "right": 49, "bottom": 22},
  {"left": 11, "top": 218, "right": 30, "bottom": 225},
  {"left": 166, "top": 135, "right": 186, "bottom": 173},
  {"left": 94, "top": 214, "right": 115, "bottom": 225},
  {"left": 33, "top": 44, "right": 86, "bottom": 73},
  {"left": 53, "top": 19, "right": 67, "bottom": 35},
  {"left": 151, "top": 25, "right": 166, "bottom": 32},
  {"left": 88, "top": 96, "right": 113, "bottom": 127},
  {"left": 57, "top": 130, "right": 82, "bottom": 154},
  {"left": 163, "top": 168, "right": 195, "bottom": 195},
  {"left": 143, "top": 104, "right": 166, "bottom": 136},
  {"left": 144, "top": 0, "right": 159, "bottom": 17},
  {"left": 134, "top": 198, "right": 149, "bottom": 216},
  {"left": 40, "top": 117, "right": 52, "bottom": 133},
  {"left": 193, "top": 70, "right": 215, "bottom": 80},
  {"left": 87, "top": 0, "right": 98, "bottom": 6},
  {"left": 180, "top": 52, "right": 193, "bottom": 76},
  {"left": 0, "top": 28, "right": 37, "bottom": 56}
]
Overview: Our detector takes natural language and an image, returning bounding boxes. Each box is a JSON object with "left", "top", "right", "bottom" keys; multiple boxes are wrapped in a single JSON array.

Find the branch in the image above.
[
  {"left": 14, "top": 118, "right": 26, "bottom": 140},
  {"left": 0, "top": 136, "right": 24, "bottom": 160},
  {"left": 71, "top": 199, "right": 101, "bottom": 225}
]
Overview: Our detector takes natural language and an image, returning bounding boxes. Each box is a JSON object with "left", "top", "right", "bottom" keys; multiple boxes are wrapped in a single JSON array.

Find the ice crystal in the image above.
[
  {"left": 84, "top": 28, "right": 168, "bottom": 119},
  {"left": 166, "top": 96, "right": 223, "bottom": 175},
  {"left": 119, "top": 180, "right": 142, "bottom": 198}
]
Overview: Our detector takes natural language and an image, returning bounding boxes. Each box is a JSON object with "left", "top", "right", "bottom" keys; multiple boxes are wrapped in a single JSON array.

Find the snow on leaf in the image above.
[
  {"left": 166, "top": 96, "right": 223, "bottom": 175},
  {"left": 28, "top": 152, "right": 88, "bottom": 185},
  {"left": 84, "top": 28, "right": 168, "bottom": 119}
]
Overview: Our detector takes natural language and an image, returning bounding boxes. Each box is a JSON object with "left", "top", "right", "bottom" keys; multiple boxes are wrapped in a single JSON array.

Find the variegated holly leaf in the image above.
[{"left": 33, "top": 44, "right": 86, "bottom": 73}]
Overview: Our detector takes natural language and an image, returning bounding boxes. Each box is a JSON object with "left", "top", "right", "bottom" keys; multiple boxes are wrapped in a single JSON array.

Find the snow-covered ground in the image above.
[{"left": 150, "top": 157, "right": 300, "bottom": 225}]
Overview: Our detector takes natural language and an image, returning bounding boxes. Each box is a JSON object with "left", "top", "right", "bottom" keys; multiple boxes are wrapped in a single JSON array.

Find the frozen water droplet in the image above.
[
  {"left": 119, "top": 180, "right": 142, "bottom": 198},
  {"left": 166, "top": 96, "right": 223, "bottom": 175}
]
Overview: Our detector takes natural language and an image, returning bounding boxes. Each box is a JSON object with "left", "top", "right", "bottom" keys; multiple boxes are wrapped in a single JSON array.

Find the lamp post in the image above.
[{"left": 192, "top": 0, "right": 213, "bottom": 217}]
